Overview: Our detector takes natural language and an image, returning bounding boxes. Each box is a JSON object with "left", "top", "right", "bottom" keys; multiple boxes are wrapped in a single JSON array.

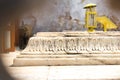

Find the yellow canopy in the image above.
[{"left": 84, "top": 3, "right": 96, "bottom": 9}]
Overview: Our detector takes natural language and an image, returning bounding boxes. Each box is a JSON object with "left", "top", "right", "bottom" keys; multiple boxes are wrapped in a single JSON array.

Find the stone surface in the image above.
[
  {"left": 13, "top": 54, "right": 120, "bottom": 66},
  {"left": 22, "top": 31, "right": 120, "bottom": 54},
  {"left": 8, "top": 66, "right": 120, "bottom": 80},
  {"left": 13, "top": 31, "right": 120, "bottom": 66},
  {"left": 48, "top": 66, "right": 120, "bottom": 80},
  {"left": 1, "top": 51, "right": 20, "bottom": 66},
  {"left": 2, "top": 53, "right": 120, "bottom": 80}
]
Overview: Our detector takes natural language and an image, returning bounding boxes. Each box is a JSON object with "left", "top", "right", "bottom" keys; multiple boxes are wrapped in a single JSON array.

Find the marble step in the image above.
[{"left": 13, "top": 54, "right": 120, "bottom": 66}]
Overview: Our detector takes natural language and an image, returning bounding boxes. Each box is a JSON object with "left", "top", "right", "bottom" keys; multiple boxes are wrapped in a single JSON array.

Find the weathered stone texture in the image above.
[{"left": 22, "top": 31, "right": 120, "bottom": 54}]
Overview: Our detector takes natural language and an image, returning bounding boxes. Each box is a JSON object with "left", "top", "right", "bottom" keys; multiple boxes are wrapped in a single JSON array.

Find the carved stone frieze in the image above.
[{"left": 21, "top": 31, "right": 120, "bottom": 54}]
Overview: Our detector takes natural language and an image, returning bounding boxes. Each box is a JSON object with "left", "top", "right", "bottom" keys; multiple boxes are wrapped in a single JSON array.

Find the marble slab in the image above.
[
  {"left": 13, "top": 54, "right": 120, "bottom": 66},
  {"left": 22, "top": 31, "right": 120, "bottom": 54},
  {"left": 13, "top": 31, "right": 120, "bottom": 66}
]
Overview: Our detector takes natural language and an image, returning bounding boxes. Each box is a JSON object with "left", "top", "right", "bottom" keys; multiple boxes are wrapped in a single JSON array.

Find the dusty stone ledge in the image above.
[
  {"left": 13, "top": 31, "right": 120, "bottom": 66},
  {"left": 13, "top": 54, "right": 120, "bottom": 66}
]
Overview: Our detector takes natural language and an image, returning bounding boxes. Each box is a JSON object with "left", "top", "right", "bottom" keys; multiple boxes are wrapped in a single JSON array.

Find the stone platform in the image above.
[
  {"left": 13, "top": 54, "right": 120, "bottom": 66},
  {"left": 13, "top": 31, "right": 120, "bottom": 66}
]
